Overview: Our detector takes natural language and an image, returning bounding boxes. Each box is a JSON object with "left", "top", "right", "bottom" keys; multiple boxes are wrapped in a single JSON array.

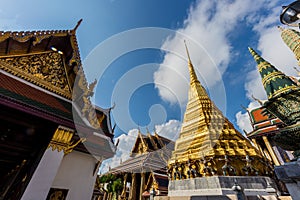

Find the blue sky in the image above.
[{"left": 1, "top": 0, "right": 299, "bottom": 171}]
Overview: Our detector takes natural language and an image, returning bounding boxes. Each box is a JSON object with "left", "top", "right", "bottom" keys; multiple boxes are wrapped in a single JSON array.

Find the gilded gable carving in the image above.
[{"left": 0, "top": 52, "right": 71, "bottom": 99}]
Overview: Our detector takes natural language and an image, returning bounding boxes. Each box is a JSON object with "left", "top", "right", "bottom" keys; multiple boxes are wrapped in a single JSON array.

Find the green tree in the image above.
[{"left": 99, "top": 174, "right": 123, "bottom": 200}]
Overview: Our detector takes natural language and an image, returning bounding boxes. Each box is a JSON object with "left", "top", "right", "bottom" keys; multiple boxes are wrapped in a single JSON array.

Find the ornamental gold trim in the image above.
[
  {"left": 257, "top": 61, "right": 272, "bottom": 71},
  {"left": 0, "top": 52, "right": 72, "bottom": 99},
  {"left": 269, "top": 85, "right": 299, "bottom": 99},
  {"left": 262, "top": 71, "right": 285, "bottom": 87},
  {"left": 48, "top": 126, "right": 86, "bottom": 154},
  {"left": 0, "top": 30, "right": 69, "bottom": 45}
]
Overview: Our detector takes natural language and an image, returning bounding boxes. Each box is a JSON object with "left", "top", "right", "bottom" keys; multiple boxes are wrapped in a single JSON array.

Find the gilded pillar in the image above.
[
  {"left": 262, "top": 136, "right": 280, "bottom": 166},
  {"left": 251, "top": 138, "right": 264, "bottom": 155},
  {"left": 139, "top": 173, "right": 145, "bottom": 200},
  {"left": 128, "top": 173, "right": 136, "bottom": 200},
  {"left": 120, "top": 173, "right": 128, "bottom": 199}
]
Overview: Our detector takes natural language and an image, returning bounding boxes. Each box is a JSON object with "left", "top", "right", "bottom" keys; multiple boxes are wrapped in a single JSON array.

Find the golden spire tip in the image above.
[
  {"left": 248, "top": 47, "right": 257, "bottom": 57},
  {"left": 184, "top": 40, "right": 191, "bottom": 62}
]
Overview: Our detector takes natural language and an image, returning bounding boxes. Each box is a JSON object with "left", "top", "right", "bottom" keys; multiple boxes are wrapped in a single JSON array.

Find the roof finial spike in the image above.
[
  {"left": 251, "top": 95, "right": 263, "bottom": 106},
  {"left": 240, "top": 104, "right": 249, "bottom": 111},
  {"left": 73, "top": 19, "right": 83, "bottom": 31},
  {"left": 184, "top": 40, "right": 191, "bottom": 63},
  {"left": 277, "top": 26, "right": 284, "bottom": 32},
  {"left": 294, "top": 66, "right": 300, "bottom": 75},
  {"left": 146, "top": 127, "right": 151, "bottom": 136},
  {"left": 184, "top": 40, "right": 199, "bottom": 84}
]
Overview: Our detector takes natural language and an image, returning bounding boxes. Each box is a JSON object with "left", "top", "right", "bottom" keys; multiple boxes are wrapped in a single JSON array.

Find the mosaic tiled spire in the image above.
[
  {"left": 248, "top": 47, "right": 299, "bottom": 99},
  {"left": 278, "top": 27, "right": 300, "bottom": 65}
]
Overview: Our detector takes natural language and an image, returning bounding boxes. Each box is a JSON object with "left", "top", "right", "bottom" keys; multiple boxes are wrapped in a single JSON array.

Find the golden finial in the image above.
[
  {"left": 184, "top": 40, "right": 199, "bottom": 84},
  {"left": 248, "top": 47, "right": 264, "bottom": 64},
  {"left": 248, "top": 47, "right": 256, "bottom": 57},
  {"left": 184, "top": 40, "right": 191, "bottom": 63}
]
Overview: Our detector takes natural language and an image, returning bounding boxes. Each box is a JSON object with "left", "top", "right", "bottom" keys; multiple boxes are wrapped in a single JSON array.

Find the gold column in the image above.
[
  {"left": 120, "top": 173, "right": 128, "bottom": 199},
  {"left": 262, "top": 136, "right": 280, "bottom": 166},
  {"left": 139, "top": 173, "right": 145, "bottom": 200},
  {"left": 251, "top": 138, "right": 264, "bottom": 155},
  {"left": 128, "top": 173, "right": 136, "bottom": 200}
]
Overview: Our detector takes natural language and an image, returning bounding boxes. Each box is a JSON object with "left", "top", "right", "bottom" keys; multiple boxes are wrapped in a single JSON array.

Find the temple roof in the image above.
[
  {"left": 1, "top": 71, "right": 73, "bottom": 123},
  {"left": 1, "top": 71, "right": 115, "bottom": 158},
  {"left": 0, "top": 20, "right": 82, "bottom": 69},
  {"left": 0, "top": 22, "right": 116, "bottom": 159},
  {"left": 248, "top": 47, "right": 299, "bottom": 99},
  {"left": 107, "top": 132, "right": 174, "bottom": 174},
  {"left": 247, "top": 107, "right": 283, "bottom": 138},
  {"left": 144, "top": 172, "right": 169, "bottom": 195},
  {"left": 249, "top": 107, "right": 282, "bottom": 128},
  {"left": 131, "top": 131, "right": 174, "bottom": 156},
  {"left": 106, "top": 150, "right": 169, "bottom": 174}
]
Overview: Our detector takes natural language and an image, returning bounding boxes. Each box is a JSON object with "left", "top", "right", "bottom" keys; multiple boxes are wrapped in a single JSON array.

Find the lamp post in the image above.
[
  {"left": 149, "top": 187, "right": 156, "bottom": 200},
  {"left": 231, "top": 179, "right": 246, "bottom": 200},
  {"left": 280, "top": 1, "right": 300, "bottom": 28}
]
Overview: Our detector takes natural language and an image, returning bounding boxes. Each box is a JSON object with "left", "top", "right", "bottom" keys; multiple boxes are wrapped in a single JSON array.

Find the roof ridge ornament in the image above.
[
  {"left": 73, "top": 19, "right": 83, "bottom": 32},
  {"left": 277, "top": 26, "right": 285, "bottom": 31},
  {"left": 251, "top": 95, "right": 264, "bottom": 106}
]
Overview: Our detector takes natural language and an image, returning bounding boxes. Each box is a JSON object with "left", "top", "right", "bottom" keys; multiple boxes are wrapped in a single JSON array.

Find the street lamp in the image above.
[
  {"left": 280, "top": 1, "right": 300, "bottom": 28},
  {"left": 231, "top": 179, "right": 246, "bottom": 200}
]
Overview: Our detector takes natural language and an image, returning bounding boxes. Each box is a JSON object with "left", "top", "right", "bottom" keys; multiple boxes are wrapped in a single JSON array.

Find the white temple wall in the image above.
[
  {"left": 21, "top": 148, "right": 64, "bottom": 200},
  {"left": 51, "top": 150, "right": 98, "bottom": 200}
]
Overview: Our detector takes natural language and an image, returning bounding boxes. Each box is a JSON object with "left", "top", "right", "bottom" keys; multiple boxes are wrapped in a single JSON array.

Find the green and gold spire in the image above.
[
  {"left": 278, "top": 27, "right": 300, "bottom": 65},
  {"left": 248, "top": 47, "right": 299, "bottom": 99},
  {"left": 167, "top": 44, "right": 269, "bottom": 180}
]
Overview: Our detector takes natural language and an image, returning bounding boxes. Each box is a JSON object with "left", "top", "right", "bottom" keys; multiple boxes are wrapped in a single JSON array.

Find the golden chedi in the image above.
[{"left": 168, "top": 43, "right": 271, "bottom": 180}]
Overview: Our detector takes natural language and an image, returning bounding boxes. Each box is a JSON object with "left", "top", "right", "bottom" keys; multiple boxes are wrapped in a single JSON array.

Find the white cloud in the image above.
[
  {"left": 154, "top": 0, "right": 268, "bottom": 106},
  {"left": 154, "top": 119, "right": 181, "bottom": 141},
  {"left": 99, "top": 129, "right": 139, "bottom": 174},
  {"left": 235, "top": 101, "right": 261, "bottom": 134},
  {"left": 99, "top": 119, "right": 181, "bottom": 174}
]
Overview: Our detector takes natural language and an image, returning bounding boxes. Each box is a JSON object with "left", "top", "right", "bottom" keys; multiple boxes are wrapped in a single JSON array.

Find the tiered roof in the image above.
[
  {"left": 108, "top": 132, "right": 174, "bottom": 174},
  {"left": 0, "top": 22, "right": 115, "bottom": 158},
  {"left": 247, "top": 107, "right": 283, "bottom": 138}
]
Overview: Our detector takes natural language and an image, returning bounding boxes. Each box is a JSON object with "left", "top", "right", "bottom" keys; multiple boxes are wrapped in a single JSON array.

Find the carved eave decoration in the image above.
[
  {"left": 0, "top": 20, "right": 83, "bottom": 100},
  {"left": 0, "top": 52, "right": 72, "bottom": 98},
  {"left": 48, "top": 126, "right": 86, "bottom": 155},
  {"left": 130, "top": 132, "right": 149, "bottom": 156}
]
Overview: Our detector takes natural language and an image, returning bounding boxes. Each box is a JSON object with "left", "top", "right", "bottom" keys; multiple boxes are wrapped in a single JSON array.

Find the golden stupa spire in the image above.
[
  {"left": 167, "top": 46, "right": 269, "bottom": 180},
  {"left": 184, "top": 40, "right": 199, "bottom": 85}
]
